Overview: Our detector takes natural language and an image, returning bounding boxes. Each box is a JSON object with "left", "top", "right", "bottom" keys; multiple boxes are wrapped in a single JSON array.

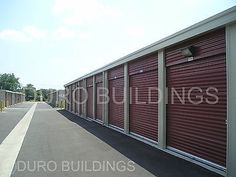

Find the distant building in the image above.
[
  {"left": 0, "top": 90, "right": 25, "bottom": 109},
  {"left": 48, "top": 90, "right": 65, "bottom": 107}
]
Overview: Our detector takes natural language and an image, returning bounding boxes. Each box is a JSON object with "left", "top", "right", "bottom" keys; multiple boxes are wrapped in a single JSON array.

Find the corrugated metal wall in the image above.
[
  {"left": 66, "top": 87, "right": 69, "bottom": 111},
  {"left": 69, "top": 85, "right": 72, "bottom": 111},
  {"left": 71, "top": 85, "right": 74, "bottom": 112},
  {"left": 75, "top": 82, "right": 79, "bottom": 114},
  {"left": 0, "top": 91, "right": 5, "bottom": 102},
  {"left": 48, "top": 90, "right": 65, "bottom": 108},
  {"left": 129, "top": 55, "right": 158, "bottom": 141},
  {"left": 16, "top": 94, "right": 20, "bottom": 103},
  {"left": 166, "top": 28, "right": 227, "bottom": 167},
  {"left": 12, "top": 94, "right": 15, "bottom": 105},
  {"left": 8, "top": 93, "right": 12, "bottom": 106},
  {"left": 87, "top": 77, "right": 94, "bottom": 118},
  {"left": 5, "top": 92, "right": 7, "bottom": 106},
  {"left": 72, "top": 84, "right": 75, "bottom": 112},
  {"left": 79, "top": 80, "right": 83, "bottom": 116},
  {"left": 108, "top": 65, "right": 124, "bottom": 129},
  {"left": 96, "top": 74, "right": 103, "bottom": 121},
  {"left": 76, "top": 83, "right": 80, "bottom": 114},
  {"left": 0, "top": 90, "right": 25, "bottom": 108},
  {"left": 64, "top": 20, "right": 230, "bottom": 173}
]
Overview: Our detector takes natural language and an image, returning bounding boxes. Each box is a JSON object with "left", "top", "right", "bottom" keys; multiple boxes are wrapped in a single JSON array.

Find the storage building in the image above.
[{"left": 64, "top": 7, "right": 236, "bottom": 177}]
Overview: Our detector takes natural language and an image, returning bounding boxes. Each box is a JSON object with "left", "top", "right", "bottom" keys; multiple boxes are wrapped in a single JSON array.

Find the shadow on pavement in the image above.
[{"left": 57, "top": 109, "right": 221, "bottom": 177}]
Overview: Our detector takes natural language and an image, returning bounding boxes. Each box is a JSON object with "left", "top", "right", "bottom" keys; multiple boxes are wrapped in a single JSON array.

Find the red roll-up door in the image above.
[
  {"left": 79, "top": 81, "right": 84, "bottom": 116},
  {"left": 75, "top": 83, "right": 79, "bottom": 114},
  {"left": 65, "top": 87, "right": 69, "bottom": 111},
  {"left": 166, "top": 28, "right": 227, "bottom": 167},
  {"left": 9, "top": 93, "right": 11, "bottom": 106},
  {"left": 87, "top": 87, "right": 93, "bottom": 118},
  {"left": 77, "top": 82, "right": 81, "bottom": 115},
  {"left": 96, "top": 74, "right": 103, "bottom": 121},
  {"left": 129, "top": 55, "right": 158, "bottom": 142},
  {"left": 5, "top": 92, "right": 8, "bottom": 107},
  {"left": 69, "top": 85, "right": 72, "bottom": 111},
  {"left": 87, "top": 77, "right": 94, "bottom": 118},
  {"left": 108, "top": 66, "right": 124, "bottom": 129},
  {"left": 72, "top": 84, "right": 75, "bottom": 113}
]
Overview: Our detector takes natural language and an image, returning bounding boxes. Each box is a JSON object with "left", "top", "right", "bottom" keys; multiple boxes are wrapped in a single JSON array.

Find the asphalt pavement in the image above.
[{"left": 0, "top": 102, "right": 222, "bottom": 177}]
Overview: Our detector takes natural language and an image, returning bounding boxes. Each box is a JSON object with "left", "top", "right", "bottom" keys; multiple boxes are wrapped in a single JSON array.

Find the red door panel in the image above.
[
  {"left": 129, "top": 55, "right": 158, "bottom": 142},
  {"left": 108, "top": 65, "right": 124, "bottom": 129},
  {"left": 166, "top": 28, "right": 227, "bottom": 167}
]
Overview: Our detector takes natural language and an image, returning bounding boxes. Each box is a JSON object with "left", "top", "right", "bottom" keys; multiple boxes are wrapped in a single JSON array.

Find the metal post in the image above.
[
  {"left": 226, "top": 23, "right": 236, "bottom": 177},
  {"left": 103, "top": 71, "right": 108, "bottom": 125},
  {"left": 158, "top": 50, "right": 166, "bottom": 149},
  {"left": 124, "top": 63, "right": 130, "bottom": 134}
]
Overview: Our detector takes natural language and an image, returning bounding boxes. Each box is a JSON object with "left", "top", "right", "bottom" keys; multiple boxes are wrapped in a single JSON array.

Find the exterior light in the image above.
[{"left": 181, "top": 46, "right": 195, "bottom": 57}]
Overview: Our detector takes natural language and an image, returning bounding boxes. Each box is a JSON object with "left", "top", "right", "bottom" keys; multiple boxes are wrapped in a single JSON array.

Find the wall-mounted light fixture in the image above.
[{"left": 181, "top": 46, "right": 195, "bottom": 57}]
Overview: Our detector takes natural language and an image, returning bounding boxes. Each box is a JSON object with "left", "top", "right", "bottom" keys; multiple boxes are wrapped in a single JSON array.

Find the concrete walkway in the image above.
[{"left": 0, "top": 102, "right": 33, "bottom": 144}]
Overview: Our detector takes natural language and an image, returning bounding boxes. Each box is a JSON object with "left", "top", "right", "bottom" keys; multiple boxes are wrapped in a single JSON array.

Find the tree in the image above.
[
  {"left": 0, "top": 73, "right": 21, "bottom": 91},
  {"left": 23, "top": 84, "right": 36, "bottom": 101},
  {"left": 39, "top": 88, "right": 56, "bottom": 101},
  {"left": 41, "top": 89, "right": 49, "bottom": 101},
  {"left": 35, "top": 90, "right": 41, "bottom": 101}
]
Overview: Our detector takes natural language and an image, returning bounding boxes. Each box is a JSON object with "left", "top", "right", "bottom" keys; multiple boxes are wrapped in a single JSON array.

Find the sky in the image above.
[{"left": 0, "top": 0, "right": 235, "bottom": 90}]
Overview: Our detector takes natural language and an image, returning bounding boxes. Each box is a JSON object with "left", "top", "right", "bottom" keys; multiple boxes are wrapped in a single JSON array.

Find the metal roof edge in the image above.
[
  {"left": 48, "top": 91, "right": 58, "bottom": 95},
  {"left": 48, "top": 90, "right": 65, "bottom": 95},
  {"left": 65, "top": 6, "right": 236, "bottom": 87},
  {"left": 0, "top": 89, "right": 25, "bottom": 95}
]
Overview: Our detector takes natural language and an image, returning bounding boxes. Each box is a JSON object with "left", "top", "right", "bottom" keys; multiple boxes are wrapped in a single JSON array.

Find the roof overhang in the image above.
[{"left": 65, "top": 6, "right": 236, "bottom": 87}]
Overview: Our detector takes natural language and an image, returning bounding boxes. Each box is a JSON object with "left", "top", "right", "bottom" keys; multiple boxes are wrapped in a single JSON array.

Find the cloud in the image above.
[
  {"left": 52, "top": 0, "right": 121, "bottom": 25},
  {"left": 0, "top": 25, "right": 90, "bottom": 42},
  {"left": 51, "top": 27, "right": 90, "bottom": 40},
  {"left": 0, "top": 29, "right": 30, "bottom": 42},
  {"left": 51, "top": 27, "right": 76, "bottom": 40},
  {"left": 23, "top": 26, "right": 47, "bottom": 39},
  {"left": 0, "top": 26, "right": 47, "bottom": 42}
]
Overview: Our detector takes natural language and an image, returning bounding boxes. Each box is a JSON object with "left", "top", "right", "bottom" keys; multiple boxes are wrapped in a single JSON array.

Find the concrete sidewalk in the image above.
[{"left": 0, "top": 102, "right": 33, "bottom": 144}]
